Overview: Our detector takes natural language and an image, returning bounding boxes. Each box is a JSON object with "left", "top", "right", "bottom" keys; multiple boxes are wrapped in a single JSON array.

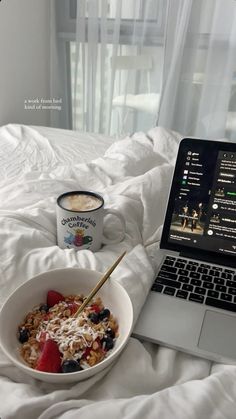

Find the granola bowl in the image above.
[{"left": 0, "top": 268, "right": 133, "bottom": 383}]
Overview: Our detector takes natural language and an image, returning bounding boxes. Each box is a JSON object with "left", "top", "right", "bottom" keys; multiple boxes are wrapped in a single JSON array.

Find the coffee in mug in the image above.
[
  {"left": 60, "top": 193, "right": 102, "bottom": 212},
  {"left": 56, "top": 191, "right": 126, "bottom": 251}
]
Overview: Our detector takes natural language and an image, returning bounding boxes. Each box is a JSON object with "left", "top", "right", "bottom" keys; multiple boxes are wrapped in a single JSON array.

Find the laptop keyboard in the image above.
[{"left": 151, "top": 255, "right": 236, "bottom": 313}]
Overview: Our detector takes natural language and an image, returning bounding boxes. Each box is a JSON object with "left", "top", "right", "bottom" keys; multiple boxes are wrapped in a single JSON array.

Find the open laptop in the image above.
[{"left": 133, "top": 137, "right": 236, "bottom": 364}]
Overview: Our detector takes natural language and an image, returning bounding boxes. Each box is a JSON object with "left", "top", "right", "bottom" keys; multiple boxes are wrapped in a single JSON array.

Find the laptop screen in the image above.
[{"left": 161, "top": 138, "right": 236, "bottom": 265}]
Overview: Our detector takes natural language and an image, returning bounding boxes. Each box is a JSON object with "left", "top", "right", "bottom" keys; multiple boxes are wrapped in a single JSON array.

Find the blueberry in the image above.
[
  {"left": 105, "top": 327, "right": 115, "bottom": 339},
  {"left": 39, "top": 304, "right": 49, "bottom": 313},
  {"left": 18, "top": 328, "right": 29, "bottom": 343},
  {"left": 61, "top": 360, "right": 82, "bottom": 373},
  {"left": 101, "top": 336, "right": 114, "bottom": 351},
  {"left": 88, "top": 312, "right": 100, "bottom": 324},
  {"left": 99, "top": 309, "right": 110, "bottom": 321}
]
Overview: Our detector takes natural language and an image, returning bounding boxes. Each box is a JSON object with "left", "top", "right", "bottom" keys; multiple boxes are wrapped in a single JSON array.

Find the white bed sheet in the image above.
[
  {"left": 0, "top": 124, "right": 116, "bottom": 181},
  {"left": 32, "top": 125, "right": 118, "bottom": 165},
  {"left": 0, "top": 124, "right": 236, "bottom": 419}
]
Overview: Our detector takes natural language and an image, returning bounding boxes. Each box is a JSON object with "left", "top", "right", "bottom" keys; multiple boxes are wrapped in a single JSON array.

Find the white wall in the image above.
[{"left": 0, "top": 0, "right": 50, "bottom": 126}]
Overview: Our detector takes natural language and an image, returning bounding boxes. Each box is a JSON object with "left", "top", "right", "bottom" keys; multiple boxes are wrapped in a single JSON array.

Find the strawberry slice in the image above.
[
  {"left": 47, "top": 290, "right": 65, "bottom": 308},
  {"left": 82, "top": 338, "right": 102, "bottom": 359},
  {"left": 90, "top": 304, "right": 101, "bottom": 313},
  {"left": 82, "top": 346, "right": 92, "bottom": 359},
  {"left": 67, "top": 301, "right": 79, "bottom": 315},
  {"left": 36, "top": 339, "right": 61, "bottom": 373}
]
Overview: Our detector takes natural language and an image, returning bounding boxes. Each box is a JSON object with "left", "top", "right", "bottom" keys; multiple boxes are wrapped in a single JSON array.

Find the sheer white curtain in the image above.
[
  {"left": 158, "top": 0, "right": 236, "bottom": 140},
  {"left": 71, "top": 0, "right": 162, "bottom": 135},
  {"left": 51, "top": 0, "right": 236, "bottom": 140}
]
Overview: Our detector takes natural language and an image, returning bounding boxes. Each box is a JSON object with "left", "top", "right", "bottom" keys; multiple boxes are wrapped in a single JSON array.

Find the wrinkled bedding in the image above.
[{"left": 0, "top": 124, "right": 236, "bottom": 419}]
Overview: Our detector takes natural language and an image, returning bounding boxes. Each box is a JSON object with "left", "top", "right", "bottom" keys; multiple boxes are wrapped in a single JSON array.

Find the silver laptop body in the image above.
[{"left": 133, "top": 138, "right": 236, "bottom": 364}]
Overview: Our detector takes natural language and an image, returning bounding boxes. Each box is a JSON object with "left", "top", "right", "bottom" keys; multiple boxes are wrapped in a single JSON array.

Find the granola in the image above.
[{"left": 18, "top": 291, "right": 119, "bottom": 373}]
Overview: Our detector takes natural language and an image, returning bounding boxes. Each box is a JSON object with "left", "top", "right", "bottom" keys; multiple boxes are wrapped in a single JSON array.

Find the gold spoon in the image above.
[{"left": 74, "top": 251, "right": 126, "bottom": 318}]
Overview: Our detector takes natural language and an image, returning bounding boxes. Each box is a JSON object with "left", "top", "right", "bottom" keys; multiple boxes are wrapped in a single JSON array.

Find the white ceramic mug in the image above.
[{"left": 56, "top": 191, "right": 126, "bottom": 251}]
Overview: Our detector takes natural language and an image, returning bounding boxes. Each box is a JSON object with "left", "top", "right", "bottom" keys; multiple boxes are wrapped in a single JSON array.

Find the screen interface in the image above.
[{"left": 166, "top": 140, "right": 236, "bottom": 257}]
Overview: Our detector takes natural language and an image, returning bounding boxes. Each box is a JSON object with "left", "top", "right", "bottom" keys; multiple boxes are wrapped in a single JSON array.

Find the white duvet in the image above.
[{"left": 0, "top": 124, "right": 236, "bottom": 419}]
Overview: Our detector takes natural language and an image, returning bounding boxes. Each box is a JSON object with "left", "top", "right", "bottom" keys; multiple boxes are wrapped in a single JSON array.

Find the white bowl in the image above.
[{"left": 0, "top": 268, "right": 133, "bottom": 383}]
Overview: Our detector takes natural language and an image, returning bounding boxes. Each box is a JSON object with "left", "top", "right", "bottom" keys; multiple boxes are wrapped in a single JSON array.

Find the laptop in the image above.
[{"left": 133, "top": 137, "right": 236, "bottom": 364}]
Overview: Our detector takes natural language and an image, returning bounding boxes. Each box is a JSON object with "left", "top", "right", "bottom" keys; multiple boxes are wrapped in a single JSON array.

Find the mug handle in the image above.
[{"left": 102, "top": 208, "right": 126, "bottom": 244}]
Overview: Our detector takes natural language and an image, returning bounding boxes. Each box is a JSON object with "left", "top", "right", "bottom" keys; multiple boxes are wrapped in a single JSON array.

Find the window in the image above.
[{"left": 54, "top": 0, "right": 166, "bottom": 134}]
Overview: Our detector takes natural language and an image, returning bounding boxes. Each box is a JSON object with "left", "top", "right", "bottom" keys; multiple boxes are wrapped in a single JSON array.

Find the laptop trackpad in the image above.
[{"left": 198, "top": 310, "right": 236, "bottom": 360}]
